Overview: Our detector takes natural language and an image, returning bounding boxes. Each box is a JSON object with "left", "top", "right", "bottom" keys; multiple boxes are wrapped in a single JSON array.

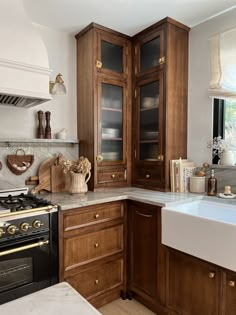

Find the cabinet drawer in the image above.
[
  {"left": 64, "top": 202, "right": 123, "bottom": 231},
  {"left": 135, "top": 166, "right": 164, "bottom": 185},
  {"left": 64, "top": 225, "right": 123, "bottom": 270},
  {"left": 98, "top": 169, "right": 126, "bottom": 184},
  {"left": 66, "top": 259, "right": 123, "bottom": 299}
]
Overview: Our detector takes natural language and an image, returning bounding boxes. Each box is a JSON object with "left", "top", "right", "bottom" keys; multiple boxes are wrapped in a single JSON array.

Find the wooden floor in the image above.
[{"left": 99, "top": 299, "right": 156, "bottom": 315}]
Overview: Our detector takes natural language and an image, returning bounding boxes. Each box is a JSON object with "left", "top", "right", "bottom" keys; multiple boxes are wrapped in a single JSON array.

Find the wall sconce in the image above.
[{"left": 49, "top": 73, "right": 66, "bottom": 95}]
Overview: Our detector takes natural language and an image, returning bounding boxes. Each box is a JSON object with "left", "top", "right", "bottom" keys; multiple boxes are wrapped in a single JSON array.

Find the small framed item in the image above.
[{"left": 7, "top": 149, "right": 34, "bottom": 175}]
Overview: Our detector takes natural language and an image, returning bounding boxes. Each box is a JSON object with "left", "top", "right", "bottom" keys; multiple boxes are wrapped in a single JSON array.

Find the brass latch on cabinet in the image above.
[
  {"left": 96, "top": 60, "right": 102, "bottom": 69},
  {"left": 96, "top": 155, "right": 103, "bottom": 162},
  {"left": 159, "top": 56, "right": 165, "bottom": 65},
  {"left": 157, "top": 154, "right": 164, "bottom": 161}
]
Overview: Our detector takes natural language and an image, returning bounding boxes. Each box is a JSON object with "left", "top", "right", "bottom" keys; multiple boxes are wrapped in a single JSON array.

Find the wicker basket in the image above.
[{"left": 7, "top": 149, "right": 34, "bottom": 175}]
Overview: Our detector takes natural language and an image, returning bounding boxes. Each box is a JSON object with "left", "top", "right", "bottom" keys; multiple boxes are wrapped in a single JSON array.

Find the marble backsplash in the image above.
[
  {"left": 0, "top": 143, "right": 79, "bottom": 190},
  {"left": 204, "top": 166, "right": 236, "bottom": 194}
]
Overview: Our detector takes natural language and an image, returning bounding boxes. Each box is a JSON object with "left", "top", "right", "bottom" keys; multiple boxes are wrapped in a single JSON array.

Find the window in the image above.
[{"left": 213, "top": 98, "right": 236, "bottom": 163}]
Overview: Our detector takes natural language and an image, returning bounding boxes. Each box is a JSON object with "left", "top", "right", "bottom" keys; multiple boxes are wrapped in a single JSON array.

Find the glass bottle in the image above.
[{"left": 207, "top": 169, "right": 217, "bottom": 196}]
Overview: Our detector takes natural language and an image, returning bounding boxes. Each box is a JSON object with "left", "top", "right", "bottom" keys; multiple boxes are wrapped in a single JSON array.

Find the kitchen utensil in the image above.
[{"left": 51, "top": 165, "right": 66, "bottom": 192}]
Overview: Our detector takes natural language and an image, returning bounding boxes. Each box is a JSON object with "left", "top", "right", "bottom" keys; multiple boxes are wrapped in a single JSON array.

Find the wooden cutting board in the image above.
[
  {"left": 51, "top": 165, "right": 66, "bottom": 193},
  {"left": 32, "top": 156, "right": 57, "bottom": 193}
]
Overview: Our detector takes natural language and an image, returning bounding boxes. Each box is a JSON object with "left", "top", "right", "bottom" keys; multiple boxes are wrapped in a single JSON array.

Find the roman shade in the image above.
[{"left": 209, "top": 27, "right": 236, "bottom": 98}]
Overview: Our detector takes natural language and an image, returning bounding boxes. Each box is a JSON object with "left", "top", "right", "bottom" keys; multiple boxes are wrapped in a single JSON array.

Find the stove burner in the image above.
[{"left": 0, "top": 193, "right": 51, "bottom": 213}]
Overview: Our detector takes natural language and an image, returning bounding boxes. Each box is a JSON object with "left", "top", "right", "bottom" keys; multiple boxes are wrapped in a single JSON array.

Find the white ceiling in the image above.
[{"left": 23, "top": 0, "right": 236, "bottom": 35}]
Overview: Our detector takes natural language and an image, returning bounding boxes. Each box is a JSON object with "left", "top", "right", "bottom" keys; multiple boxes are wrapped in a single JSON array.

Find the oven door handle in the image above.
[{"left": 0, "top": 240, "right": 49, "bottom": 257}]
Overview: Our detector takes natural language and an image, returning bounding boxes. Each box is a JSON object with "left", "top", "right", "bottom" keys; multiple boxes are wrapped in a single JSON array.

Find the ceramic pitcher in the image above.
[{"left": 69, "top": 171, "right": 91, "bottom": 194}]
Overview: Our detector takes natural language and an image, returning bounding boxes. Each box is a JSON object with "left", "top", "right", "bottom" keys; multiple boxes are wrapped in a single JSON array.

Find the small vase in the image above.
[
  {"left": 220, "top": 150, "right": 235, "bottom": 166},
  {"left": 69, "top": 171, "right": 91, "bottom": 194}
]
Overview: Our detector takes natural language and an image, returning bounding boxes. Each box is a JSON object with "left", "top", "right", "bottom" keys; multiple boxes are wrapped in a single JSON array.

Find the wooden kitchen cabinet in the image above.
[
  {"left": 59, "top": 201, "right": 126, "bottom": 308},
  {"left": 166, "top": 247, "right": 221, "bottom": 315},
  {"left": 76, "top": 23, "right": 132, "bottom": 191},
  {"left": 127, "top": 201, "right": 167, "bottom": 315},
  {"left": 132, "top": 18, "right": 189, "bottom": 190},
  {"left": 222, "top": 269, "right": 236, "bottom": 315}
]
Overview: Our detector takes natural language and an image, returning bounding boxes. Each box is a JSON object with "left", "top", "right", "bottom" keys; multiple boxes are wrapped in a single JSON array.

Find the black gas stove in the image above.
[
  {"left": 0, "top": 187, "right": 58, "bottom": 304},
  {"left": 0, "top": 193, "right": 52, "bottom": 213}
]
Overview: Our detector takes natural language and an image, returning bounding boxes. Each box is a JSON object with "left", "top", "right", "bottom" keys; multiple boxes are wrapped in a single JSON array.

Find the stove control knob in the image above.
[
  {"left": 20, "top": 222, "right": 30, "bottom": 232},
  {"left": 32, "top": 220, "right": 44, "bottom": 229},
  {"left": 0, "top": 228, "right": 5, "bottom": 237},
  {"left": 7, "top": 225, "right": 17, "bottom": 235}
]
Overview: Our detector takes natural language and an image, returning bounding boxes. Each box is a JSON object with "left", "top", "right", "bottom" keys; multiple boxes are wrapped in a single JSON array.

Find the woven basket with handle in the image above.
[{"left": 7, "top": 149, "right": 34, "bottom": 175}]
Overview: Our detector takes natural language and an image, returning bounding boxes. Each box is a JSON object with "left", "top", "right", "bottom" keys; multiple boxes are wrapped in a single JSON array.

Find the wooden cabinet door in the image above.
[
  {"left": 128, "top": 202, "right": 160, "bottom": 300},
  {"left": 96, "top": 77, "right": 128, "bottom": 168},
  {"left": 166, "top": 248, "right": 221, "bottom": 315},
  {"left": 222, "top": 270, "right": 236, "bottom": 315},
  {"left": 96, "top": 32, "right": 129, "bottom": 79},
  {"left": 133, "top": 28, "right": 165, "bottom": 78}
]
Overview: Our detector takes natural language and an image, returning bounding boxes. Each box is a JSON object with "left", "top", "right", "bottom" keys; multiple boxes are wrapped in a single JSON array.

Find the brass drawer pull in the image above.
[
  {"left": 95, "top": 279, "right": 99, "bottom": 285},
  {"left": 136, "top": 211, "right": 152, "bottom": 218},
  {"left": 94, "top": 213, "right": 100, "bottom": 219},
  {"left": 111, "top": 174, "right": 116, "bottom": 179},
  {"left": 228, "top": 281, "right": 235, "bottom": 287},
  {"left": 146, "top": 174, "right": 150, "bottom": 179},
  {"left": 94, "top": 243, "right": 99, "bottom": 248},
  {"left": 208, "top": 272, "right": 215, "bottom": 279}
]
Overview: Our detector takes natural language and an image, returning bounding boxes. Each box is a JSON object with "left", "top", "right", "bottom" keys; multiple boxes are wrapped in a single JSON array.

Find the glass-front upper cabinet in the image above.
[
  {"left": 96, "top": 33, "right": 129, "bottom": 79},
  {"left": 97, "top": 77, "right": 127, "bottom": 165},
  {"left": 134, "top": 29, "right": 164, "bottom": 77},
  {"left": 135, "top": 74, "right": 164, "bottom": 162}
]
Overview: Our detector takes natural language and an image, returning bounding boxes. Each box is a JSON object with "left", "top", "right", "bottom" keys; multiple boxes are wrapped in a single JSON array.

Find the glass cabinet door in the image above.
[
  {"left": 137, "top": 75, "right": 163, "bottom": 161},
  {"left": 135, "top": 30, "right": 164, "bottom": 76},
  {"left": 96, "top": 34, "right": 128, "bottom": 78},
  {"left": 97, "top": 78, "right": 126, "bottom": 164}
]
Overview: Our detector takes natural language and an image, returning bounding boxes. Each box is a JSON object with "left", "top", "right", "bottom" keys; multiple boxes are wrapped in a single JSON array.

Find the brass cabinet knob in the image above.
[
  {"left": 157, "top": 154, "right": 164, "bottom": 161},
  {"left": 94, "top": 213, "right": 100, "bottom": 219},
  {"left": 228, "top": 281, "right": 235, "bottom": 287},
  {"left": 94, "top": 243, "right": 99, "bottom": 248},
  {"left": 111, "top": 174, "right": 116, "bottom": 179},
  {"left": 208, "top": 272, "right": 215, "bottom": 279},
  {"left": 96, "top": 60, "right": 102, "bottom": 69},
  {"left": 146, "top": 174, "right": 150, "bottom": 179},
  {"left": 94, "top": 279, "right": 99, "bottom": 285},
  {"left": 0, "top": 228, "right": 5, "bottom": 237},
  {"left": 7, "top": 225, "right": 17, "bottom": 235},
  {"left": 159, "top": 56, "right": 165, "bottom": 65},
  {"left": 96, "top": 155, "right": 103, "bottom": 162}
]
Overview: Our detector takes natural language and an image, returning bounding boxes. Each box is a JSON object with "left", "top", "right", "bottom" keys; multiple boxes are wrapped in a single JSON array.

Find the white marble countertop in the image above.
[
  {"left": 42, "top": 187, "right": 201, "bottom": 210},
  {"left": 0, "top": 282, "right": 101, "bottom": 315}
]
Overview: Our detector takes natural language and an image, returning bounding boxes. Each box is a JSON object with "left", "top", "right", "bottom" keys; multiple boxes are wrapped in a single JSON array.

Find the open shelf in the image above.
[{"left": 0, "top": 138, "right": 79, "bottom": 147}]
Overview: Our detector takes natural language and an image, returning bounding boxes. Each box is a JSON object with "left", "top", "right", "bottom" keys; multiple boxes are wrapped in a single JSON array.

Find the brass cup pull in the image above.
[
  {"left": 96, "top": 60, "right": 102, "bottom": 69},
  {"left": 94, "top": 243, "right": 99, "bottom": 248},
  {"left": 146, "top": 174, "right": 150, "bottom": 179},
  {"left": 94, "top": 213, "right": 99, "bottom": 219},
  {"left": 95, "top": 279, "right": 99, "bottom": 285},
  {"left": 111, "top": 174, "right": 116, "bottom": 179},
  {"left": 96, "top": 155, "right": 103, "bottom": 162},
  {"left": 228, "top": 281, "right": 235, "bottom": 287},
  {"left": 208, "top": 272, "right": 215, "bottom": 279}
]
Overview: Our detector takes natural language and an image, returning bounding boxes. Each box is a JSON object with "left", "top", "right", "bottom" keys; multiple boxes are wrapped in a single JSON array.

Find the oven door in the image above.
[{"left": 0, "top": 233, "right": 53, "bottom": 304}]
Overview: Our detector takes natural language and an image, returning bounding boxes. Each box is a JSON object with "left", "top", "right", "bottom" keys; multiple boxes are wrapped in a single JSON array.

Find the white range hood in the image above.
[{"left": 0, "top": 0, "right": 52, "bottom": 108}]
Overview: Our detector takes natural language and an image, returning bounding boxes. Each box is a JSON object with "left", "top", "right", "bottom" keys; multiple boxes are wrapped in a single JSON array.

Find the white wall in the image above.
[
  {"left": 0, "top": 24, "right": 77, "bottom": 139},
  {"left": 188, "top": 8, "right": 236, "bottom": 166},
  {"left": 0, "top": 24, "right": 78, "bottom": 188}
]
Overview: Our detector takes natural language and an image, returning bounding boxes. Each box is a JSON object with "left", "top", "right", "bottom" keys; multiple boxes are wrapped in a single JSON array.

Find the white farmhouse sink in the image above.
[{"left": 162, "top": 199, "right": 236, "bottom": 271}]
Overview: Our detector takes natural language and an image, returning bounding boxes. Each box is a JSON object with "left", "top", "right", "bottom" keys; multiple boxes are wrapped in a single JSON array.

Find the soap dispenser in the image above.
[{"left": 207, "top": 169, "right": 217, "bottom": 196}]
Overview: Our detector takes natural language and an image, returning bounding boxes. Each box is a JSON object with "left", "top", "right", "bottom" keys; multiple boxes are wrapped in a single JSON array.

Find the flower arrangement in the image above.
[
  {"left": 58, "top": 154, "right": 91, "bottom": 175},
  {"left": 207, "top": 136, "right": 233, "bottom": 158}
]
